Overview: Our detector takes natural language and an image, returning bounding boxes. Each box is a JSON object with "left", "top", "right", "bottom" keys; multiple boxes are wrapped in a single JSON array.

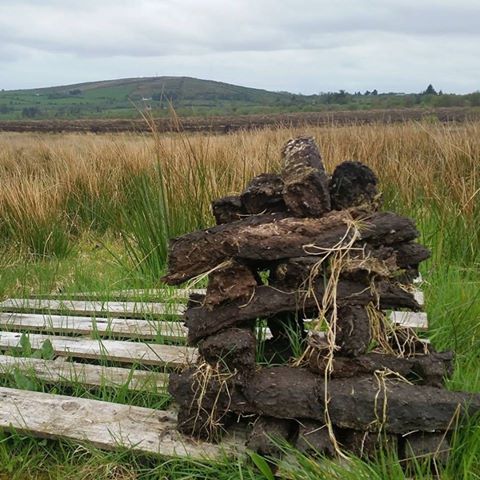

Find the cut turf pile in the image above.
[{"left": 164, "top": 136, "right": 480, "bottom": 463}]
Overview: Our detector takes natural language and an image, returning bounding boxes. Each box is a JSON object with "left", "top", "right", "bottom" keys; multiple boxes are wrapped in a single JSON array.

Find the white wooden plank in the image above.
[
  {"left": 1, "top": 309, "right": 426, "bottom": 340},
  {"left": 413, "top": 290, "right": 425, "bottom": 307},
  {"left": 26, "top": 286, "right": 424, "bottom": 312},
  {"left": 0, "top": 313, "right": 187, "bottom": 341},
  {"left": 0, "top": 308, "right": 423, "bottom": 340},
  {"left": 0, "top": 298, "right": 425, "bottom": 323},
  {"left": 389, "top": 311, "right": 429, "bottom": 330},
  {"left": 0, "top": 387, "right": 244, "bottom": 458},
  {"left": 304, "top": 310, "right": 428, "bottom": 330},
  {"left": 0, "top": 355, "right": 168, "bottom": 391},
  {"left": 0, "top": 299, "right": 185, "bottom": 318},
  {"left": 30, "top": 288, "right": 206, "bottom": 300},
  {"left": 0, "top": 332, "right": 196, "bottom": 368}
]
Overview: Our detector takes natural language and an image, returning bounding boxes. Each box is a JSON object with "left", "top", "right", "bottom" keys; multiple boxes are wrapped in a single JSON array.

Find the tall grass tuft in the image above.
[
  {"left": 0, "top": 174, "right": 72, "bottom": 258},
  {"left": 118, "top": 168, "right": 171, "bottom": 280}
]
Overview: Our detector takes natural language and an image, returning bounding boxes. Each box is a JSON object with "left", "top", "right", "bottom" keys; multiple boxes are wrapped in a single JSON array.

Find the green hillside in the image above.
[
  {"left": 0, "top": 76, "right": 479, "bottom": 120},
  {"left": 0, "top": 76, "right": 299, "bottom": 120}
]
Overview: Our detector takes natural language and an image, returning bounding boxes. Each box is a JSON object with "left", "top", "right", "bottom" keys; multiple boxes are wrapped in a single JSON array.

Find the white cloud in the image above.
[{"left": 0, "top": 0, "right": 479, "bottom": 92}]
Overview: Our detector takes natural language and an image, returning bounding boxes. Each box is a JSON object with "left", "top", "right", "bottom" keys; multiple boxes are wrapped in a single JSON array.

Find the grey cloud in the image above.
[
  {"left": 0, "top": 0, "right": 479, "bottom": 93},
  {"left": 1, "top": 1, "right": 479, "bottom": 58}
]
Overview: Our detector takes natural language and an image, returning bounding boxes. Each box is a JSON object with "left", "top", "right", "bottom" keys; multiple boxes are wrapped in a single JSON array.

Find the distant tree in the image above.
[
  {"left": 364, "top": 90, "right": 371, "bottom": 96},
  {"left": 372, "top": 89, "right": 378, "bottom": 96},
  {"left": 68, "top": 89, "right": 82, "bottom": 95},
  {"left": 333, "top": 90, "right": 348, "bottom": 104},
  {"left": 424, "top": 84, "right": 437, "bottom": 95}
]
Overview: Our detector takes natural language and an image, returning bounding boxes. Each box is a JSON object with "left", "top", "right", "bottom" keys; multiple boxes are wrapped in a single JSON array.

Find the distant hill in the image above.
[
  {"left": 0, "top": 76, "right": 300, "bottom": 120},
  {"left": 0, "top": 76, "right": 478, "bottom": 121}
]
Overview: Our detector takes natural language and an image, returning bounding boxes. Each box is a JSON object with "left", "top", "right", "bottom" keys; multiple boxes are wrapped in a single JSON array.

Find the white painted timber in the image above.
[
  {"left": 0, "top": 306, "right": 426, "bottom": 333},
  {"left": 0, "top": 299, "right": 185, "bottom": 318},
  {"left": 0, "top": 313, "right": 187, "bottom": 341},
  {"left": 30, "top": 288, "right": 206, "bottom": 300},
  {"left": 413, "top": 290, "right": 425, "bottom": 307},
  {"left": 0, "top": 387, "right": 244, "bottom": 458},
  {"left": 389, "top": 311, "right": 429, "bottom": 330},
  {"left": 0, "top": 355, "right": 168, "bottom": 391},
  {"left": 0, "top": 332, "right": 197, "bottom": 367}
]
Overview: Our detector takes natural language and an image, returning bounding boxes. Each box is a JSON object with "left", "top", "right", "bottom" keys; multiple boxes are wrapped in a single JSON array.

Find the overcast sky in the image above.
[{"left": 1, "top": 0, "right": 479, "bottom": 94}]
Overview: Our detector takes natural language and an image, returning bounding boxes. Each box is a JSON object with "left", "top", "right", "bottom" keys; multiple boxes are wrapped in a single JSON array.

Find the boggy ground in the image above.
[{"left": 0, "top": 106, "right": 478, "bottom": 133}]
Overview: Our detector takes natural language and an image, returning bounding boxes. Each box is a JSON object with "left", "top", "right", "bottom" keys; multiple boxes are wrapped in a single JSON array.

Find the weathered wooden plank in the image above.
[
  {"left": 389, "top": 311, "right": 428, "bottom": 330},
  {"left": 0, "top": 313, "right": 187, "bottom": 341},
  {"left": 0, "top": 332, "right": 197, "bottom": 368},
  {"left": 0, "top": 299, "right": 185, "bottom": 318},
  {"left": 7, "top": 286, "right": 423, "bottom": 313},
  {"left": 0, "top": 387, "right": 244, "bottom": 458},
  {"left": 0, "top": 309, "right": 425, "bottom": 345},
  {"left": 186, "top": 281, "right": 420, "bottom": 343},
  {"left": 0, "top": 309, "right": 425, "bottom": 339},
  {"left": 30, "top": 288, "right": 206, "bottom": 301},
  {"left": 413, "top": 290, "right": 425, "bottom": 307},
  {"left": 0, "top": 355, "right": 168, "bottom": 391}
]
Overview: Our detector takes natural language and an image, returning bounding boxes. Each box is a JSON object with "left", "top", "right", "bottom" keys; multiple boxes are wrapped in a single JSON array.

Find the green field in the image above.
[
  {"left": 0, "top": 122, "right": 479, "bottom": 479},
  {"left": 1, "top": 76, "right": 479, "bottom": 121}
]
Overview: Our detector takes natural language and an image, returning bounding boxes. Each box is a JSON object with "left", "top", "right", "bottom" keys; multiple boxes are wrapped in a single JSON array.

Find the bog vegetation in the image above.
[
  {"left": 0, "top": 121, "right": 478, "bottom": 267},
  {"left": 0, "top": 121, "right": 479, "bottom": 478}
]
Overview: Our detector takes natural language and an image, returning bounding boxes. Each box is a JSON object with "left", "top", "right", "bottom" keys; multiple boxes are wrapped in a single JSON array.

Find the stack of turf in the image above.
[{"left": 164, "top": 137, "right": 480, "bottom": 461}]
